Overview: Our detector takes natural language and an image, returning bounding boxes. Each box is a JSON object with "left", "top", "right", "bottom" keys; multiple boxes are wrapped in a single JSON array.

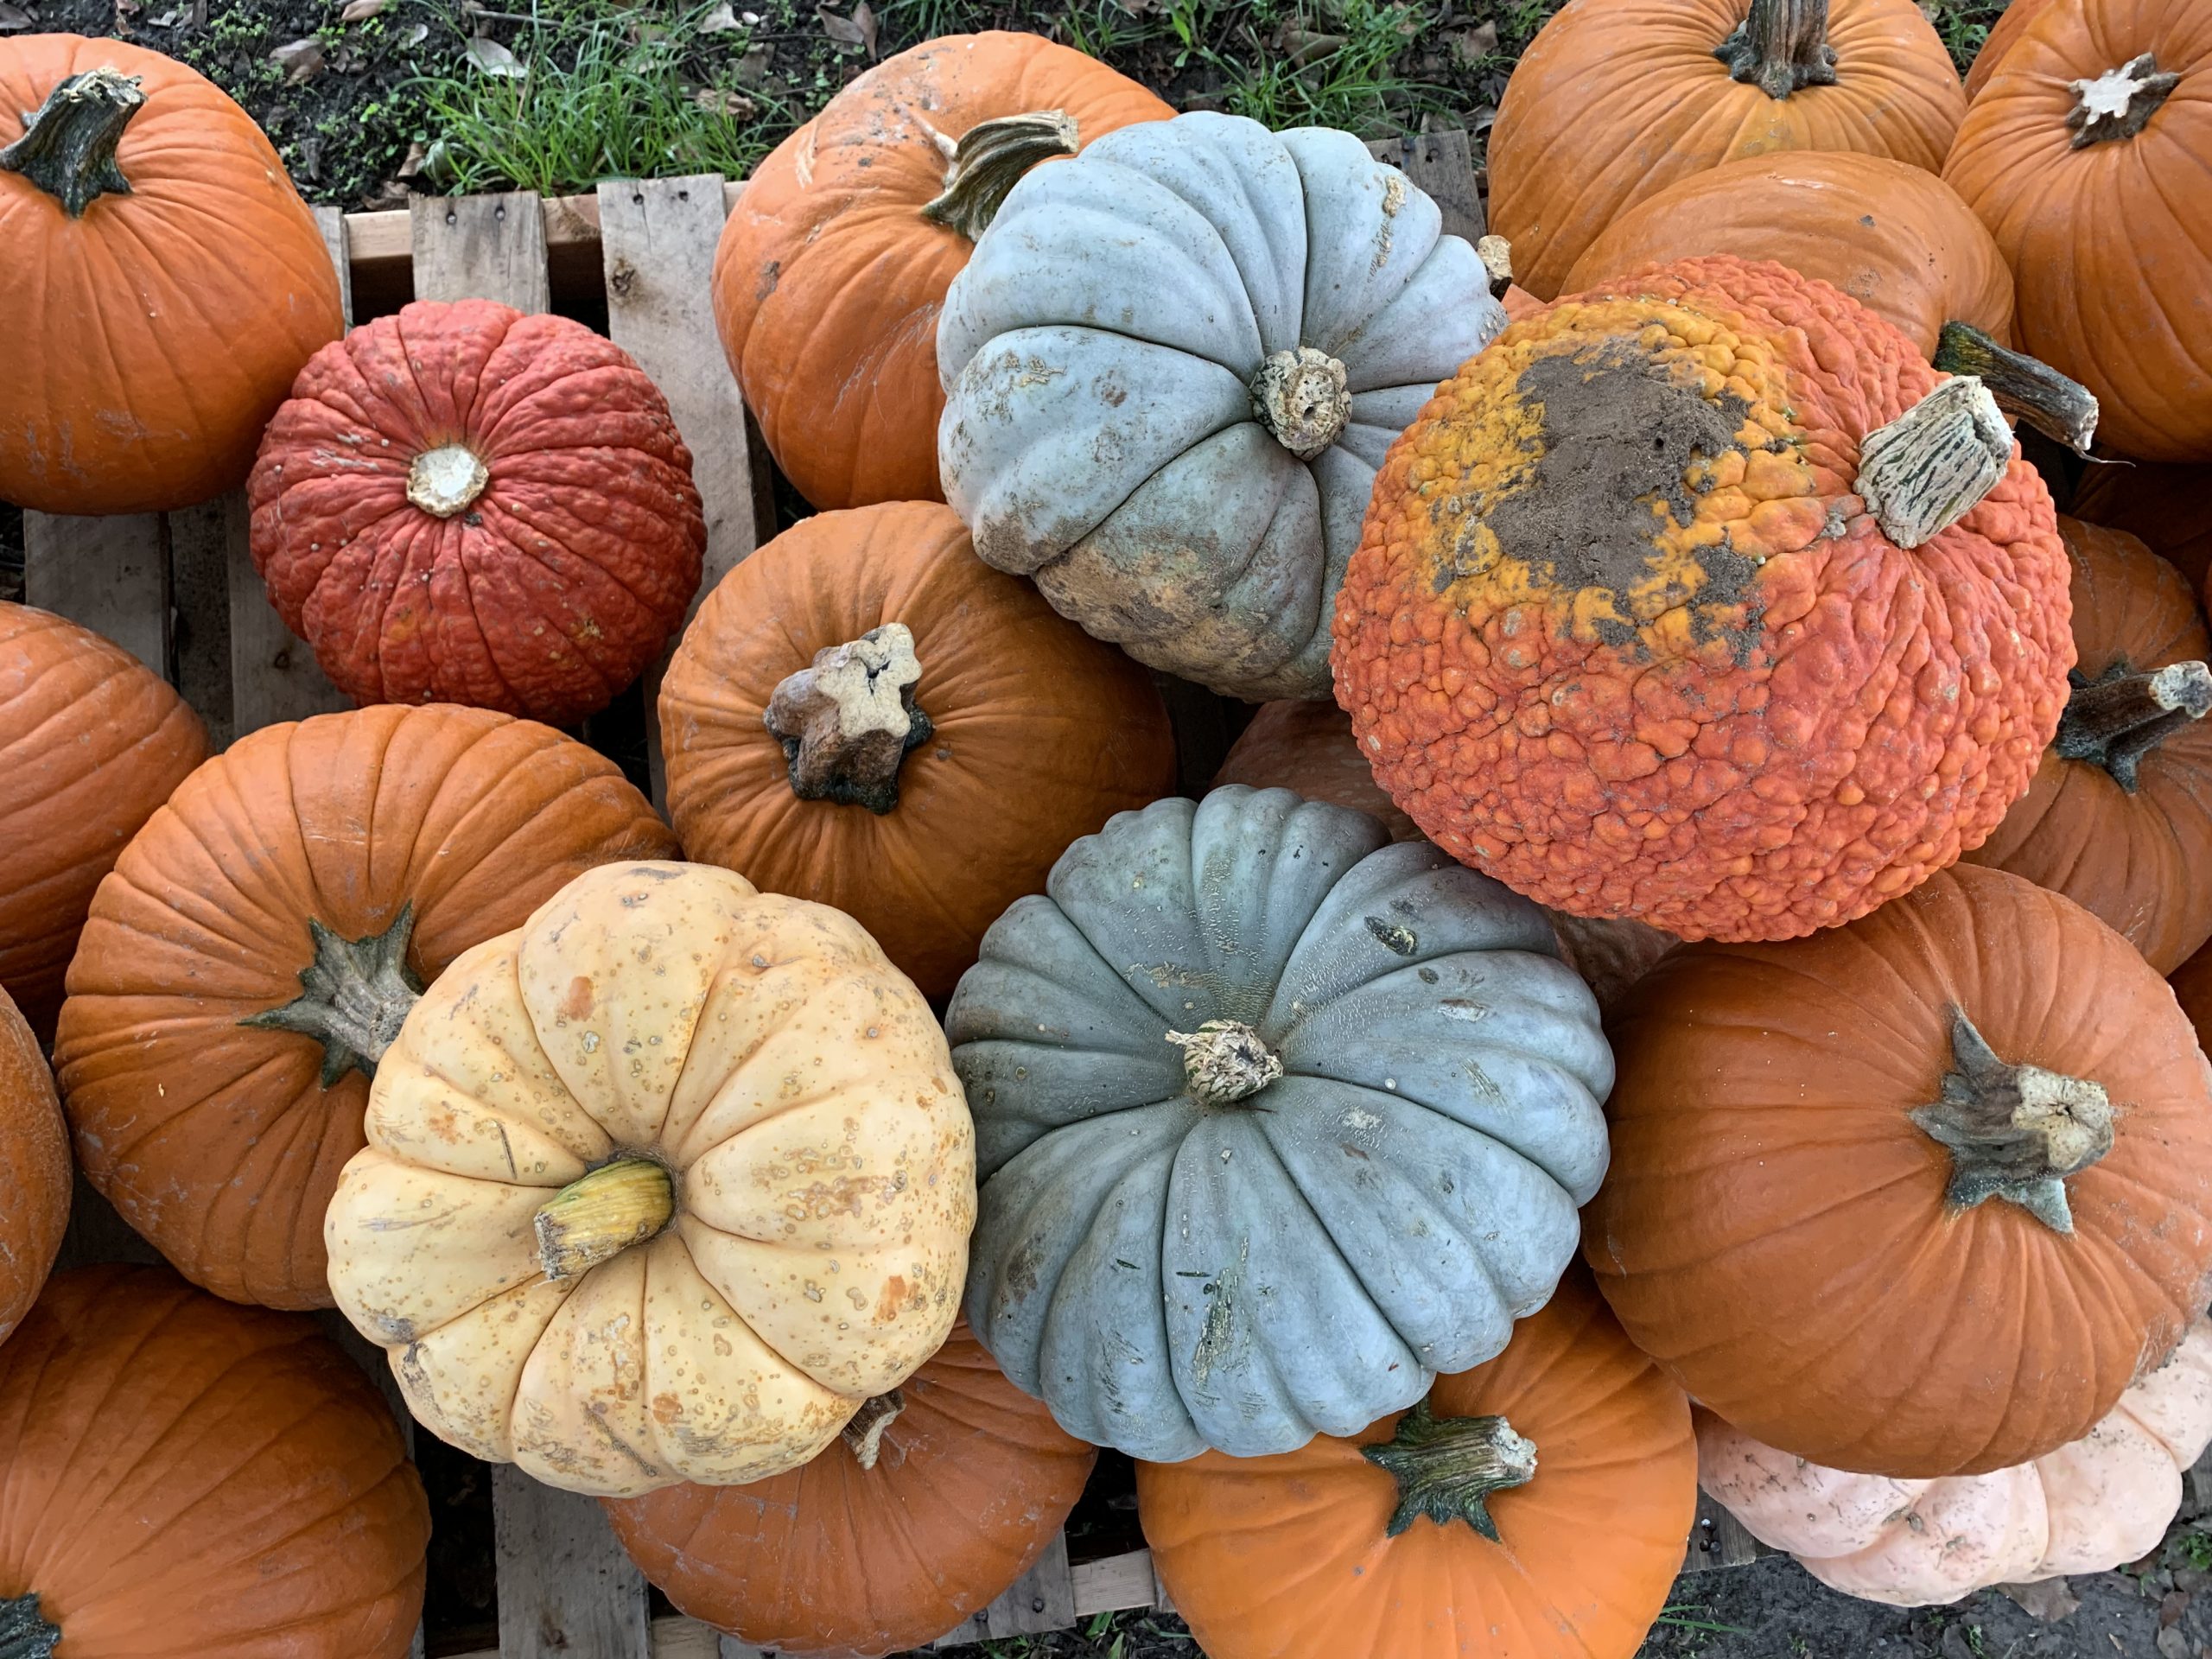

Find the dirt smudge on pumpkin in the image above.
[
  {"left": 874, "top": 1273, "right": 912, "bottom": 1322},
  {"left": 559, "top": 976, "right": 595, "bottom": 1021},
  {"left": 1190, "top": 1234, "right": 1249, "bottom": 1389}
]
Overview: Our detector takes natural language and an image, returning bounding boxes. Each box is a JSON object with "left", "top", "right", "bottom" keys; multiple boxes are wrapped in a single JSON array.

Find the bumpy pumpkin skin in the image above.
[
  {"left": 0, "top": 989, "right": 67, "bottom": 1351},
  {"left": 0, "top": 37, "right": 343, "bottom": 514},
  {"left": 1700, "top": 1318, "right": 2212, "bottom": 1605},
  {"left": 1943, "top": 0, "right": 2211, "bottom": 463},
  {"left": 1964, "top": 516, "right": 2212, "bottom": 972},
  {"left": 2074, "top": 461, "right": 2212, "bottom": 588},
  {"left": 1332, "top": 256, "right": 2074, "bottom": 943},
  {"left": 250, "top": 300, "right": 706, "bottom": 726},
  {"left": 1564, "top": 153, "right": 2016, "bottom": 356},
  {"left": 1488, "top": 0, "right": 1967, "bottom": 301},
  {"left": 0, "top": 1265, "right": 429, "bottom": 1656},
  {"left": 1587, "top": 863, "right": 2212, "bottom": 1478},
  {"left": 1138, "top": 1269, "right": 1695, "bottom": 1659},
  {"left": 327, "top": 861, "right": 976, "bottom": 1498},
  {"left": 661, "top": 501, "right": 1177, "bottom": 1001},
  {"left": 713, "top": 33, "right": 1171, "bottom": 511},
  {"left": 55, "top": 705, "right": 679, "bottom": 1308},
  {"left": 938, "top": 112, "right": 1506, "bottom": 701},
  {"left": 0, "top": 603, "right": 207, "bottom": 1039},
  {"left": 950, "top": 787, "right": 1614, "bottom": 1461},
  {"left": 603, "top": 1323, "right": 1092, "bottom": 1656}
]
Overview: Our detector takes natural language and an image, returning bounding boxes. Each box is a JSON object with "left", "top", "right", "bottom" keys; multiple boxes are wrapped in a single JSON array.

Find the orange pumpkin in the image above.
[
  {"left": 0, "top": 37, "right": 342, "bottom": 513},
  {"left": 1137, "top": 1269, "right": 1696, "bottom": 1659},
  {"left": 0, "top": 1265, "right": 428, "bottom": 1656},
  {"left": 2173, "top": 938, "right": 2212, "bottom": 1045},
  {"left": 1964, "top": 0, "right": 2060, "bottom": 95},
  {"left": 1966, "top": 515, "right": 2212, "bottom": 971},
  {"left": 1, "top": 603, "right": 207, "bottom": 1039},
  {"left": 2074, "top": 461, "right": 2212, "bottom": 588},
  {"left": 1587, "top": 863, "right": 2212, "bottom": 1478},
  {"left": 54, "top": 705, "right": 678, "bottom": 1307},
  {"left": 0, "top": 988, "right": 67, "bottom": 1351},
  {"left": 1564, "top": 152, "right": 2015, "bottom": 356},
  {"left": 1489, "top": 0, "right": 1967, "bottom": 300},
  {"left": 712, "top": 33, "right": 1170, "bottom": 510},
  {"left": 660, "top": 500, "right": 1175, "bottom": 1001},
  {"left": 603, "top": 1323, "right": 1094, "bottom": 1656}
]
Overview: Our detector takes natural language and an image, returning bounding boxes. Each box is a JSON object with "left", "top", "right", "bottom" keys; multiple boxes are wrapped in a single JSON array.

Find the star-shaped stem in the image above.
[
  {"left": 0, "top": 1592, "right": 61, "bottom": 1659},
  {"left": 239, "top": 904, "right": 423, "bottom": 1086},
  {"left": 1360, "top": 1398, "right": 1537, "bottom": 1542}
]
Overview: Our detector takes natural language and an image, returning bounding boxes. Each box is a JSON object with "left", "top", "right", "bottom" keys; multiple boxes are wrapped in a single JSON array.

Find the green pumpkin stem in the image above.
[
  {"left": 1713, "top": 0, "right": 1838, "bottom": 99},
  {"left": 1166, "top": 1020, "right": 1283, "bottom": 1107},
  {"left": 2068, "top": 54, "right": 2180, "bottom": 148},
  {"left": 763, "top": 623, "right": 933, "bottom": 816},
  {"left": 0, "top": 67, "right": 144, "bottom": 218},
  {"left": 2055, "top": 660, "right": 2212, "bottom": 793},
  {"left": 919, "top": 110, "right": 1079, "bottom": 242},
  {"left": 1361, "top": 1399, "right": 1536, "bottom": 1542},
  {"left": 1909, "top": 1006, "right": 2114, "bottom": 1235},
  {"left": 839, "top": 1388, "right": 906, "bottom": 1470},
  {"left": 1933, "top": 321, "right": 2101, "bottom": 457},
  {"left": 239, "top": 905, "right": 423, "bottom": 1086},
  {"left": 0, "top": 1593, "right": 60, "bottom": 1659},
  {"left": 534, "top": 1158, "right": 677, "bottom": 1282}
]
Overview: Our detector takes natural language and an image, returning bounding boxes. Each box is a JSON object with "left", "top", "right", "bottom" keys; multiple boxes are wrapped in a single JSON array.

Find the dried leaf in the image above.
[
  {"left": 816, "top": 0, "right": 874, "bottom": 55},
  {"left": 696, "top": 1, "right": 741, "bottom": 30},
  {"left": 694, "top": 86, "right": 757, "bottom": 118},
  {"left": 463, "top": 35, "right": 525, "bottom": 77},
  {"left": 399, "top": 20, "right": 427, "bottom": 44},
  {"left": 1997, "top": 1580, "right": 2081, "bottom": 1624},
  {"left": 0, "top": 2, "right": 31, "bottom": 27},
  {"left": 270, "top": 37, "right": 326, "bottom": 81},
  {"left": 1446, "top": 19, "right": 1497, "bottom": 63},
  {"left": 340, "top": 0, "right": 391, "bottom": 20},
  {"left": 395, "top": 138, "right": 429, "bottom": 177},
  {"left": 144, "top": 6, "right": 185, "bottom": 23}
]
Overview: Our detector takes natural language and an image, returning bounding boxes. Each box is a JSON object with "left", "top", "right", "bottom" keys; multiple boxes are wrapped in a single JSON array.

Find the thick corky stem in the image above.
[
  {"left": 1713, "top": 0, "right": 1838, "bottom": 99},
  {"left": 1909, "top": 1007, "right": 2114, "bottom": 1234},
  {"left": 763, "top": 623, "right": 933, "bottom": 816},
  {"left": 535, "top": 1159, "right": 676, "bottom": 1282},
  {"left": 0, "top": 67, "right": 143, "bottom": 218},
  {"left": 919, "top": 111, "right": 1078, "bottom": 241},
  {"left": 1166, "top": 1020, "right": 1283, "bottom": 1107},
  {"left": 1476, "top": 235, "right": 1515, "bottom": 301},
  {"left": 1934, "top": 321, "right": 2100, "bottom": 456},
  {"left": 2069, "top": 54, "right": 2181, "bottom": 147},
  {"left": 240, "top": 905, "right": 422, "bottom": 1086},
  {"left": 407, "top": 444, "right": 491, "bottom": 518},
  {"left": 840, "top": 1389, "right": 906, "bottom": 1470},
  {"left": 1362, "top": 1400, "right": 1536, "bottom": 1541},
  {"left": 0, "top": 1594, "right": 60, "bottom": 1659},
  {"left": 1250, "top": 347, "right": 1351, "bottom": 461},
  {"left": 2055, "top": 660, "right": 2212, "bottom": 792},
  {"left": 1855, "top": 377, "right": 2012, "bottom": 550}
]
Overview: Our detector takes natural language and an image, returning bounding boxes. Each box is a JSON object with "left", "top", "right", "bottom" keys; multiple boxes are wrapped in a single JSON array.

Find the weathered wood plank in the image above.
[
  {"left": 1401, "top": 126, "right": 1485, "bottom": 247},
  {"left": 410, "top": 192, "right": 552, "bottom": 313},
  {"left": 226, "top": 491, "right": 349, "bottom": 733},
  {"left": 346, "top": 183, "right": 743, "bottom": 277},
  {"left": 314, "top": 203, "right": 355, "bottom": 325},
  {"left": 1682, "top": 1490, "right": 1766, "bottom": 1572},
  {"left": 22, "top": 512, "right": 168, "bottom": 674},
  {"left": 163, "top": 495, "right": 237, "bottom": 747},
  {"left": 984, "top": 1530, "right": 1077, "bottom": 1637},
  {"left": 454, "top": 1617, "right": 760, "bottom": 1659},
  {"left": 1071, "top": 1548, "right": 1160, "bottom": 1616},
  {"left": 492, "top": 1465, "right": 652, "bottom": 1659}
]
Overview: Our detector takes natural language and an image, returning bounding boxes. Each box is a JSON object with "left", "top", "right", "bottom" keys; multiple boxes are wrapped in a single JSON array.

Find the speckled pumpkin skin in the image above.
[{"left": 1331, "top": 257, "right": 2074, "bottom": 942}]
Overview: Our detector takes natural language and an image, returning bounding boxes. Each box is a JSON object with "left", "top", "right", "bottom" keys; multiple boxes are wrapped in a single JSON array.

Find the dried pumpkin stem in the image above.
[
  {"left": 1854, "top": 377, "right": 2012, "bottom": 550},
  {"left": 1909, "top": 1006, "right": 2114, "bottom": 1235},
  {"left": 763, "top": 622, "right": 933, "bottom": 816},
  {"left": 535, "top": 1158, "right": 676, "bottom": 1282},
  {"left": 2068, "top": 54, "right": 2181, "bottom": 148},
  {"left": 1166, "top": 1020, "right": 1283, "bottom": 1107},
  {"left": 1932, "top": 321, "right": 2101, "bottom": 457},
  {"left": 918, "top": 111, "right": 1079, "bottom": 242},
  {"left": 407, "top": 443, "right": 491, "bottom": 518},
  {"left": 1250, "top": 347, "right": 1351, "bottom": 461},
  {"left": 1361, "top": 1399, "right": 1536, "bottom": 1541},
  {"left": 0, "top": 1594, "right": 60, "bottom": 1659},
  {"left": 1475, "top": 235, "right": 1515, "bottom": 302},
  {"left": 239, "top": 904, "right": 423, "bottom": 1086},
  {"left": 0, "top": 67, "right": 143, "bottom": 219},
  {"left": 2055, "top": 660, "right": 2212, "bottom": 792},
  {"left": 1713, "top": 0, "right": 1838, "bottom": 99},
  {"left": 839, "top": 1388, "right": 906, "bottom": 1470}
]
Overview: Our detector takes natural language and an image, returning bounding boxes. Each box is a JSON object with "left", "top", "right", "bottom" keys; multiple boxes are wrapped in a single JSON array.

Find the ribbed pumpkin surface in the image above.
[{"left": 0, "top": 988, "right": 67, "bottom": 1351}]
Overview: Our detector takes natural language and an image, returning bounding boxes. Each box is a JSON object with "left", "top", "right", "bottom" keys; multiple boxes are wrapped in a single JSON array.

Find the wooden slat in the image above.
[
  {"left": 163, "top": 495, "right": 237, "bottom": 747},
  {"left": 1682, "top": 1490, "right": 1766, "bottom": 1572},
  {"left": 491, "top": 1466, "right": 652, "bottom": 1659},
  {"left": 1402, "top": 127, "right": 1485, "bottom": 247},
  {"left": 411, "top": 192, "right": 552, "bottom": 313},
  {"left": 986, "top": 1530, "right": 1077, "bottom": 1637},
  {"left": 315, "top": 203, "right": 355, "bottom": 325},
  {"left": 594, "top": 175, "right": 765, "bottom": 806},
  {"left": 454, "top": 1617, "right": 760, "bottom": 1659},
  {"left": 225, "top": 448, "right": 350, "bottom": 734},
  {"left": 22, "top": 511, "right": 168, "bottom": 672},
  {"left": 1071, "top": 1548, "right": 1160, "bottom": 1616},
  {"left": 347, "top": 184, "right": 741, "bottom": 279}
]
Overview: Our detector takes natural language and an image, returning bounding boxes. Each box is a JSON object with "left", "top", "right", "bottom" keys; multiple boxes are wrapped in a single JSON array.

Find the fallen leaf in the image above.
[
  {"left": 145, "top": 5, "right": 186, "bottom": 23},
  {"left": 1998, "top": 1580, "right": 2080, "bottom": 1623},
  {"left": 817, "top": 0, "right": 874, "bottom": 55},
  {"left": 399, "top": 21, "right": 427, "bottom": 44},
  {"left": 2159, "top": 1627, "right": 2192, "bottom": 1659},
  {"left": 1446, "top": 20, "right": 1497, "bottom": 63},
  {"left": 0, "top": 1, "right": 32, "bottom": 25},
  {"left": 2165, "top": 1591, "right": 2192, "bottom": 1629},
  {"left": 694, "top": 86, "right": 757, "bottom": 117},
  {"left": 395, "top": 138, "right": 429, "bottom": 177},
  {"left": 270, "top": 37, "right": 326, "bottom": 81},
  {"left": 464, "top": 35, "right": 525, "bottom": 77},
  {"left": 696, "top": 1, "right": 741, "bottom": 29},
  {"left": 340, "top": 0, "right": 391, "bottom": 19},
  {"left": 733, "top": 41, "right": 771, "bottom": 84}
]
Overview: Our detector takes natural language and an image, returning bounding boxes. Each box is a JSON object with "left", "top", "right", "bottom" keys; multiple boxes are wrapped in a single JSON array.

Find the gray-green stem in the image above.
[
  {"left": 2068, "top": 54, "right": 2181, "bottom": 148},
  {"left": 1362, "top": 1399, "right": 1537, "bottom": 1541},
  {"left": 0, "top": 67, "right": 144, "bottom": 218},
  {"left": 2055, "top": 660, "right": 2212, "bottom": 793},
  {"left": 763, "top": 623, "right": 933, "bottom": 816},
  {"left": 919, "top": 111, "right": 1078, "bottom": 242},
  {"left": 0, "top": 1593, "right": 60, "bottom": 1659},
  {"left": 1933, "top": 321, "right": 2101, "bottom": 457},
  {"left": 1713, "top": 0, "right": 1837, "bottom": 99},
  {"left": 240, "top": 904, "right": 423, "bottom": 1086}
]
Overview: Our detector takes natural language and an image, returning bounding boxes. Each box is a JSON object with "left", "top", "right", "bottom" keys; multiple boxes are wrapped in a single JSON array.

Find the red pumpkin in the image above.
[
  {"left": 0, "top": 988, "right": 67, "bottom": 1351},
  {"left": 249, "top": 300, "right": 706, "bottom": 727}
]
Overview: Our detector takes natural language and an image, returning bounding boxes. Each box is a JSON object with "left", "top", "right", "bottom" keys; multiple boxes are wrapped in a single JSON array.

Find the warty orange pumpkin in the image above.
[
  {"left": 54, "top": 704, "right": 677, "bottom": 1308},
  {"left": 2074, "top": 461, "right": 2212, "bottom": 588},
  {"left": 1586, "top": 862, "right": 2212, "bottom": 1478},
  {"left": 712, "top": 33, "right": 1171, "bottom": 510},
  {"left": 0, "top": 988, "right": 67, "bottom": 1351},
  {"left": 0, "top": 37, "right": 342, "bottom": 513},
  {"left": 1332, "top": 256, "right": 2074, "bottom": 944}
]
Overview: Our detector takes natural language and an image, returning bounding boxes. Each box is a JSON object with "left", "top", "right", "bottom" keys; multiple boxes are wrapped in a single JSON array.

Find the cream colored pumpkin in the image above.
[
  {"left": 1699, "top": 1319, "right": 2212, "bottom": 1605},
  {"left": 324, "top": 860, "right": 976, "bottom": 1498}
]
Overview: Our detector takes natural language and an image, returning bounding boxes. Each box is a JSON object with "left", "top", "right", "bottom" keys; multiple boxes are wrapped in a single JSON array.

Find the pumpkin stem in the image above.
[
  {"left": 1475, "top": 235, "right": 1515, "bottom": 302},
  {"left": 763, "top": 622, "right": 933, "bottom": 816},
  {"left": 1360, "top": 1399, "right": 1536, "bottom": 1542},
  {"left": 1250, "top": 347, "right": 1351, "bottom": 461},
  {"left": 1908, "top": 1006, "right": 2114, "bottom": 1235},
  {"left": 239, "top": 905, "right": 423, "bottom": 1086},
  {"left": 534, "top": 1158, "right": 677, "bottom": 1282},
  {"left": 1932, "top": 321, "right": 2100, "bottom": 458},
  {"left": 1853, "top": 377, "right": 2012, "bottom": 550},
  {"left": 0, "top": 1594, "right": 60, "bottom": 1659},
  {"left": 918, "top": 110, "right": 1079, "bottom": 242},
  {"left": 1166, "top": 1020, "right": 1283, "bottom": 1107},
  {"left": 839, "top": 1388, "right": 906, "bottom": 1470},
  {"left": 407, "top": 444, "right": 491, "bottom": 518},
  {"left": 2068, "top": 54, "right": 2181, "bottom": 148},
  {"left": 1713, "top": 0, "right": 1838, "bottom": 99},
  {"left": 2055, "top": 660, "right": 2212, "bottom": 793},
  {"left": 0, "top": 67, "right": 143, "bottom": 219}
]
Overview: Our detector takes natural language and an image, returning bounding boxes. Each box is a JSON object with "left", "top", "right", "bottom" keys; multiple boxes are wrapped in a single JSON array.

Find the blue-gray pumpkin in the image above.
[
  {"left": 934, "top": 112, "right": 1506, "bottom": 702},
  {"left": 946, "top": 786, "right": 1613, "bottom": 1460}
]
